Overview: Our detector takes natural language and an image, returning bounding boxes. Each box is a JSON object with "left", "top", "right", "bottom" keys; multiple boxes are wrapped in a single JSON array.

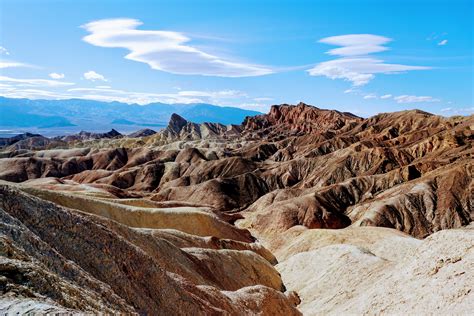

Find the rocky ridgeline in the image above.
[{"left": 243, "top": 102, "right": 362, "bottom": 136}]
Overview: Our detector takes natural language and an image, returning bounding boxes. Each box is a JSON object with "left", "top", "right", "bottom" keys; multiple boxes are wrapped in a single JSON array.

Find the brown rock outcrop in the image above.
[{"left": 243, "top": 102, "right": 362, "bottom": 136}]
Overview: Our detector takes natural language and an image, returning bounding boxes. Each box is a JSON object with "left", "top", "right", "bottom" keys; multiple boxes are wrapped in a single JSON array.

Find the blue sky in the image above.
[{"left": 0, "top": 0, "right": 472, "bottom": 116}]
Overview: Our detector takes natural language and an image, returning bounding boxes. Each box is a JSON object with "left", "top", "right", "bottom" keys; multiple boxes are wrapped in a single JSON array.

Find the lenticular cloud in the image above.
[
  {"left": 82, "top": 18, "right": 273, "bottom": 77},
  {"left": 308, "top": 34, "right": 430, "bottom": 86}
]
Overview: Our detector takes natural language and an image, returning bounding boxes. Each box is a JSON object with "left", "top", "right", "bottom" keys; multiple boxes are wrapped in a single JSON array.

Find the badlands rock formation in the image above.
[
  {"left": 0, "top": 184, "right": 299, "bottom": 314},
  {"left": 128, "top": 128, "right": 157, "bottom": 138},
  {"left": 53, "top": 128, "right": 123, "bottom": 142},
  {"left": 0, "top": 133, "right": 42, "bottom": 147},
  {"left": 0, "top": 102, "right": 472, "bottom": 314}
]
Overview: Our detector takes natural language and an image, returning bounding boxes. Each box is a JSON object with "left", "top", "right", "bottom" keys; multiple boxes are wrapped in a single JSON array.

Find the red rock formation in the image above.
[{"left": 243, "top": 102, "right": 362, "bottom": 136}]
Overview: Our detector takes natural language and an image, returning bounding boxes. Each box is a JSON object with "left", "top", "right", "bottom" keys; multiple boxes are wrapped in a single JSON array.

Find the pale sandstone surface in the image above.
[{"left": 276, "top": 228, "right": 474, "bottom": 315}]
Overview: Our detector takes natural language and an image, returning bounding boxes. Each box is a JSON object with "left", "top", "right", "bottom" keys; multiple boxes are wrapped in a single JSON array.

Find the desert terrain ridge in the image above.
[{"left": 0, "top": 103, "right": 472, "bottom": 315}]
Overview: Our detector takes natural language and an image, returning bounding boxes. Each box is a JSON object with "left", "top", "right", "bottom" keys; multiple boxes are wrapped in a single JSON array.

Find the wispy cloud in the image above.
[
  {"left": 380, "top": 94, "right": 392, "bottom": 99},
  {"left": 0, "top": 75, "right": 75, "bottom": 87},
  {"left": 81, "top": 18, "right": 273, "bottom": 77},
  {"left": 393, "top": 95, "right": 440, "bottom": 104},
  {"left": 236, "top": 103, "right": 271, "bottom": 113},
  {"left": 308, "top": 34, "right": 431, "bottom": 86},
  {"left": 65, "top": 87, "right": 248, "bottom": 105},
  {"left": 438, "top": 39, "right": 448, "bottom": 46},
  {"left": 253, "top": 97, "right": 273, "bottom": 102},
  {"left": 83, "top": 70, "right": 107, "bottom": 82},
  {"left": 439, "top": 107, "right": 473, "bottom": 115},
  {"left": 363, "top": 93, "right": 377, "bottom": 99},
  {"left": 0, "top": 88, "right": 74, "bottom": 100},
  {"left": 426, "top": 32, "right": 447, "bottom": 41},
  {"left": 49, "top": 73, "right": 65, "bottom": 79},
  {"left": 344, "top": 88, "right": 360, "bottom": 94},
  {"left": 0, "top": 47, "right": 9, "bottom": 55},
  {"left": 0, "top": 47, "right": 36, "bottom": 69},
  {"left": 176, "top": 90, "right": 246, "bottom": 99},
  {"left": 0, "top": 60, "right": 34, "bottom": 69}
]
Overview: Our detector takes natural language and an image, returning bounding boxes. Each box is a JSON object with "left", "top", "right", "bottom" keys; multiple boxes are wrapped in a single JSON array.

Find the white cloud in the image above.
[
  {"left": 319, "top": 34, "right": 392, "bottom": 56},
  {"left": 67, "top": 87, "right": 203, "bottom": 104},
  {"left": 0, "top": 75, "right": 75, "bottom": 87},
  {"left": 344, "top": 88, "right": 360, "bottom": 94},
  {"left": 394, "top": 95, "right": 440, "bottom": 103},
  {"left": 0, "top": 88, "right": 74, "bottom": 100},
  {"left": 66, "top": 87, "right": 247, "bottom": 105},
  {"left": 81, "top": 18, "right": 273, "bottom": 77},
  {"left": 363, "top": 93, "right": 377, "bottom": 99},
  {"left": 439, "top": 107, "right": 474, "bottom": 115},
  {"left": 68, "top": 87, "right": 123, "bottom": 93},
  {"left": 96, "top": 85, "right": 111, "bottom": 89},
  {"left": 308, "top": 34, "right": 431, "bottom": 86},
  {"left": 458, "top": 107, "right": 473, "bottom": 114},
  {"left": 0, "top": 60, "right": 32, "bottom": 68},
  {"left": 427, "top": 32, "right": 447, "bottom": 41},
  {"left": 49, "top": 72, "right": 65, "bottom": 79},
  {"left": 177, "top": 90, "right": 246, "bottom": 98},
  {"left": 438, "top": 39, "right": 448, "bottom": 46},
  {"left": 83, "top": 70, "right": 107, "bottom": 82},
  {"left": 380, "top": 94, "right": 392, "bottom": 99},
  {"left": 0, "top": 47, "right": 9, "bottom": 55},
  {"left": 253, "top": 97, "right": 273, "bottom": 102},
  {"left": 0, "top": 47, "right": 35, "bottom": 68},
  {"left": 236, "top": 103, "right": 271, "bottom": 113},
  {"left": 309, "top": 60, "right": 374, "bottom": 86}
]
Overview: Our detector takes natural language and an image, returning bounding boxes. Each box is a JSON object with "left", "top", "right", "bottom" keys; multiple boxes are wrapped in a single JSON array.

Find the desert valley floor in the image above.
[{"left": 0, "top": 103, "right": 473, "bottom": 315}]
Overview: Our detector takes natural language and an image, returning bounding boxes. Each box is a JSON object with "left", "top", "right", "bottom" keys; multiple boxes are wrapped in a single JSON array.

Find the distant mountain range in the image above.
[{"left": 0, "top": 97, "right": 261, "bottom": 133}]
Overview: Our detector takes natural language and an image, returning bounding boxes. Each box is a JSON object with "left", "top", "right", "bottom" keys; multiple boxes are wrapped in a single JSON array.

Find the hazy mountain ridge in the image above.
[{"left": 0, "top": 97, "right": 261, "bottom": 131}]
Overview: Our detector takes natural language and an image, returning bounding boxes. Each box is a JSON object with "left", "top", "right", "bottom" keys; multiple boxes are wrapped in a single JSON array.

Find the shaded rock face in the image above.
[
  {"left": 127, "top": 128, "right": 156, "bottom": 138},
  {"left": 0, "top": 103, "right": 473, "bottom": 314},
  {"left": 160, "top": 113, "right": 242, "bottom": 142},
  {"left": 168, "top": 113, "right": 188, "bottom": 134},
  {"left": 0, "top": 133, "right": 42, "bottom": 147},
  {"left": 0, "top": 133, "right": 66, "bottom": 151},
  {"left": 55, "top": 129, "right": 123, "bottom": 142}
]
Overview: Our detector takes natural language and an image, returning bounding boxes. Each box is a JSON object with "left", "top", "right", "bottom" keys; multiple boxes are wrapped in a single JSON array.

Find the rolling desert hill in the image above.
[{"left": 0, "top": 102, "right": 472, "bottom": 314}]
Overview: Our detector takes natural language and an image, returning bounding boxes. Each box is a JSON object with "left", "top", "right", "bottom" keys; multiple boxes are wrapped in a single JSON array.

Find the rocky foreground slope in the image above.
[{"left": 0, "top": 103, "right": 473, "bottom": 314}]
